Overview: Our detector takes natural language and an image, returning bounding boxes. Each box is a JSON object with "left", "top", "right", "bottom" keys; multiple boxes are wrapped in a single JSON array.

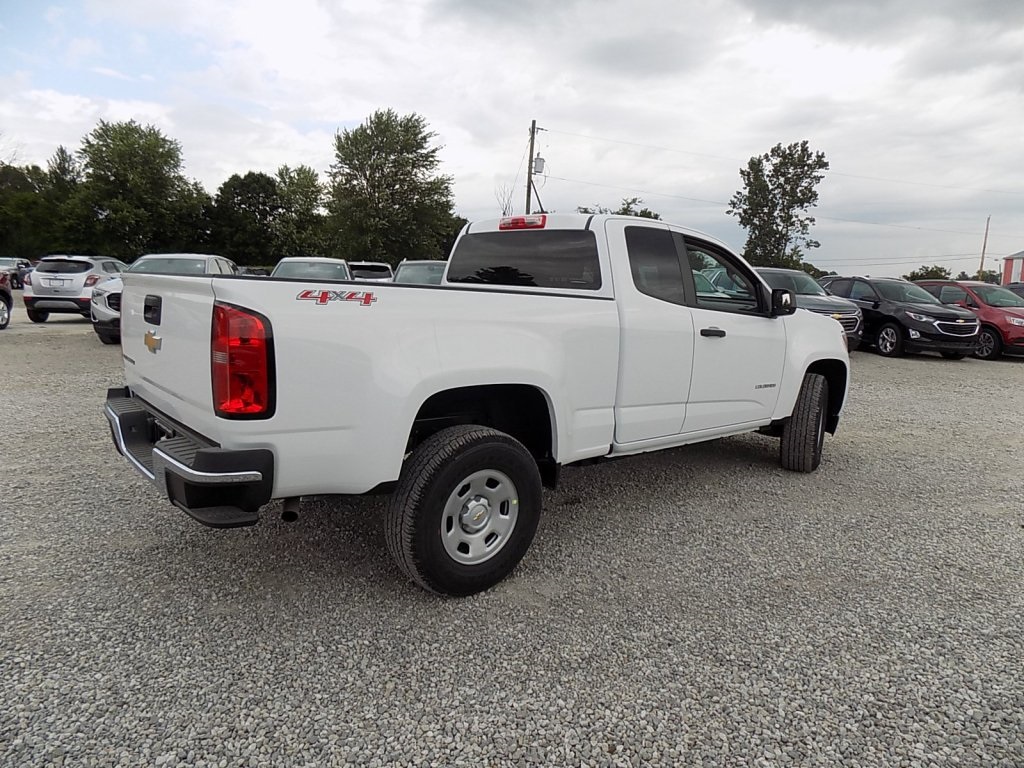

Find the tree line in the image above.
[{"left": 0, "top": 110, "right": 464, "bottom": 266}]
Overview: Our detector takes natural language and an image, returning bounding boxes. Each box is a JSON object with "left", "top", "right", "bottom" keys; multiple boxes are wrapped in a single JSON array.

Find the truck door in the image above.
[
  {"left": 607, "top": 219, "right": 695, "bottom": 443},
  {"left": 678, "top": 236, "right": 787, "bottom": 433}
]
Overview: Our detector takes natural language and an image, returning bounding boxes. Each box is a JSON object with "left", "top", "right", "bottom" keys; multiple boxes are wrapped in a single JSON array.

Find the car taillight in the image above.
[
  {"left": 498, "top": 214, "right": 547, "bottom": 230},
  {"left": 84, "top": 274, "right": 101, "bottom": 287},
  {"left": 211, "top": 302, "right": 275, "bottom": 419}
]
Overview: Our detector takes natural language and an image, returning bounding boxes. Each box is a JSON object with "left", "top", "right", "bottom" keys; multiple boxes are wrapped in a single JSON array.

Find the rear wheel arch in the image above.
[{"left": 409, "top": 384, "right": 558, "bottom": 486}]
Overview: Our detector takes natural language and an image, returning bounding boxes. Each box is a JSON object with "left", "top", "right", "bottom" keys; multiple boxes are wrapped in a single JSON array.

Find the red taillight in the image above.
[
  {"left": 211, "top": 302, "right": 274, "bottom": 419},
  {"left": 498, "top": 214, "right": 547, "bottom": 230},
  {"left": 84, "top": 274, "right": 100, "bottom": 287}
]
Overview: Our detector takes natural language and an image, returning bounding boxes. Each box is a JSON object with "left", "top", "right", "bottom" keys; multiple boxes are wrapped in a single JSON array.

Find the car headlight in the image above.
[
  {"left": 1009, "top": 317, "right": 1024, "bottom": 327},
  {"left": 905, "top": 311, "right": 933, "bottom": 322},
  {"left": 92, "top": 288, "right": 107, "bottom": 300}
]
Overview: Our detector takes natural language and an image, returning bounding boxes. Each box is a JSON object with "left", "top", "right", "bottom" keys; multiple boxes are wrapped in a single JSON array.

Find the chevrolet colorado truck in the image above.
[{"left": 105, "top": 214, "right": 850, "bottom": 596}]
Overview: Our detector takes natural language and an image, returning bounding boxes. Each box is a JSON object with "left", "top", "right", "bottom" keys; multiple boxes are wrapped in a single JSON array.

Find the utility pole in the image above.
[
  {"left": 977, "top": 215, "right": 991, "bottom": 279},
  {"left": 525, "top": 119, "right": 537, "bottom": 215}
]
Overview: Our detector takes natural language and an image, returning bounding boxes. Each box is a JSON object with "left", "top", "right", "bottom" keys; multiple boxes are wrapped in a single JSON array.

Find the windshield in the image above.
[
  {"left": 130, "top": 258, "right": 209, "bottom": 275},
  {"left": 272, "top": 261, "right": 351, "bottom": 280},
  {"left": 875, "top": 281, "right": 941, "bottom": 304},
  {"left": 394, "top": 262, "right": 446, "bottom": 284},
  {"left": 972, "top": 284, "right": 1024, "bottom": 308},
  {"left": 759, "top": 270, "right": 827, "bottom": 295}
]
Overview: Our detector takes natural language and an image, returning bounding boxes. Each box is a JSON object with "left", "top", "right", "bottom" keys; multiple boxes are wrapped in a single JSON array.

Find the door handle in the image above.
[{"left": 700, "top": 327, "right": 726, "bottom": 338}]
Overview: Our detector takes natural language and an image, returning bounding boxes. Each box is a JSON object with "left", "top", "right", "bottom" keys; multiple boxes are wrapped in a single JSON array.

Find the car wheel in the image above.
[
  {"left": 385, "top": 424, "right": 543, "bottom": 596},
  {"left": 780, "top": 372, "right": 828, "bottom": 473},
  {"left": 26, "top": 309, "right": 49, "bottom": 323},
  {"left": 973, "top": 327, "right": 1002, "bottom": 361},
  {"left": 0, "top": 298, "right": 10, "bottom": 330},
  {"left": 876, "top": 322, "right": 904, "bottom": 357},
  {"left": 940, "top": 351, "right": 966, "bottom": 360},
  {"left": 96, "top": 331, "right": 120, "bottom": 345}
]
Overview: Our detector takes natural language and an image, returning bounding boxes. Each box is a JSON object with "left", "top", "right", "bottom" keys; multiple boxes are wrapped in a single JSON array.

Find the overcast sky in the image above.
[{"left": 3, "top": 0, "right": 1023, "bottom": 277}]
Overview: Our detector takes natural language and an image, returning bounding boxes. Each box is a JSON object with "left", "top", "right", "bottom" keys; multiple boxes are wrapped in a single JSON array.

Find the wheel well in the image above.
[
  {"left": 806, "top": 359, "right": 847, "bottom": 434},
  {"left": 410, "top": 384, "right": 558, "bottom": 487}
]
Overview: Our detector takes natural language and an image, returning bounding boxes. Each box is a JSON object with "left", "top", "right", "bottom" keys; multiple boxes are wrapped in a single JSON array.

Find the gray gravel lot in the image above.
[{"left": 2, "top": 301, "right": 1023, "bottom": 767}]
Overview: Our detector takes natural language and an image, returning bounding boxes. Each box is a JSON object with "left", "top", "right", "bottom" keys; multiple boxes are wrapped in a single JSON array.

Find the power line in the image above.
[
  {"left": 543, "top": 128, "right": 1024, "bottom": 197},
  {"left": 542, "top": 173, "right": 1024, "bottom": 239}
]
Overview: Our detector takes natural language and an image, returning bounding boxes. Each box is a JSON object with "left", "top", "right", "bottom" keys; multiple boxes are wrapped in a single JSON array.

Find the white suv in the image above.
[{"left": 23, "top": 255, "right": 127, "bottom": 322}]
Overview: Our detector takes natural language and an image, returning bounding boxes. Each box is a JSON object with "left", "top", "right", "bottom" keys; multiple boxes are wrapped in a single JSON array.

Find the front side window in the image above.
[
  {"left": 685, "top": 241, "right": 759, "bottom": 313},
  {"left": 448, "top": 230, "right": 601, "bottom": 290}
]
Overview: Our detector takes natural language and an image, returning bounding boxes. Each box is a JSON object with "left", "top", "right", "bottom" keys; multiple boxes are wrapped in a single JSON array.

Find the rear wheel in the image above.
[
  {"left": 26, "top": 309, "right": 48, "bottom": 323},
  {"left": 0, "top": 298, "right": 10, "bottom": 330},
  {"left": 876, "top": 322, "right": 904, "bottom": 357},
  {"left": 973, "top": 327, "right": 1002, "bottom": 361},
  {"left": 385, "top": 425, "right": 543, "bottom": 596},
  {"left": 780, "top": 373, "right": 828, "bottom": 473}
]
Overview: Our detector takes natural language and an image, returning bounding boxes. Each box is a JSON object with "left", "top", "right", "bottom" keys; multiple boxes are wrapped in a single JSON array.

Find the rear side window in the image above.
[
  {"left": 625, "top": 226, "right": 685, "bottom": 305},
  {"left": 38, "top": 260, "right": 92, "bottom": 274},
  {"left": 448, "top": 230, "right": 601, "bottom": 290},
  {"left": 938, "top": 285, "right": 967, "bottom": 304},
  {"left": 825, "top": 279, "right": 852, "bottom": 297}
]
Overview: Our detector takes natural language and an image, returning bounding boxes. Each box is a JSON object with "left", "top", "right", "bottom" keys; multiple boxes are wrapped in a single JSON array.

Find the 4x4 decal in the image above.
[{"left": 296, "top": 289, "right": 377, "bottom": 307}]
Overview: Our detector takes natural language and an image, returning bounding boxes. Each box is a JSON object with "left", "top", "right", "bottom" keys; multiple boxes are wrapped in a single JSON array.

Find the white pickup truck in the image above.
[{"left": 105, "top": 213, "right": 850, "bottom": 596}]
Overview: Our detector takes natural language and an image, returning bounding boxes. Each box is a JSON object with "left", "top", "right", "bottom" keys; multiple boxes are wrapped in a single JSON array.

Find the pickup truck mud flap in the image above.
[{"left": 104, "top": 388, "right": 274, "bottom": 528}]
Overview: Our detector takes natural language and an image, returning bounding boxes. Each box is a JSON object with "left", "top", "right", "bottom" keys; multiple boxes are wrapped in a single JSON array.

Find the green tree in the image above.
[
  {"left": 577, "top": 197, "right": 661, "bottom": 219},
  {"left": 273, "top": 164, "right": 326, "bottom": 259},
  {"left": 73, "top": 120, "right": 199, "bottom": 258},
  {"left": 727, "top": 140, "right": 829, "bottom": 267},
  {"left": 327, "top": 109, "right": 455, "bottom": 264},
  {"left": 955, "top": 270, "right": 971, "bottom": 280},
  {"left": 212, "top": 172, "right": 281, "bottom": 265},
  {"left": 801, "top": 262, "right": 836, "bottom": 279},
  {"left": 977, "top": 269, "right": 1000, "bottom": 284},
  {"left": 902, "top": 265, "right": 951, "bottom": 281}
]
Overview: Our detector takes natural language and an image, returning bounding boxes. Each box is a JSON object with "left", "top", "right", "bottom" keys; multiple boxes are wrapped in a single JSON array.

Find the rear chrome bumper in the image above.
[{"left": 104, "top": 387, "right": 274, "bottom": 527}]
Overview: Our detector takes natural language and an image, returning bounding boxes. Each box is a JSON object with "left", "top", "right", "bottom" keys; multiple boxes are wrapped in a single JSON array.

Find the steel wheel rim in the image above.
[
  {"left": 441, "top": 469, "right": 519, "bottom": 566},
  {"left": 976, "top": 331, "right": 995, "bottom": 358},
  {"left": 878, "top": 327, "right": 897, "bottom": 353}
]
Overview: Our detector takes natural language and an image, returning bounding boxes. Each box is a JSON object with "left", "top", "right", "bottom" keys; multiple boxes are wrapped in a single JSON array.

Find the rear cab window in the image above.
[{"left": 447, "top": 229, "right": 602, "bottom": 291}]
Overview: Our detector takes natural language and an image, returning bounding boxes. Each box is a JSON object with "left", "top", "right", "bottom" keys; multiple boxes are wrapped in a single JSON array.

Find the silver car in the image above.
[
  {"left": 393, "top": 260, "right": 446, "bottom": 285},
  {"left": 348, "top": 261, "right": 394, "bottom": 282},
  {"left": 23, "top": 255, "right": 127, "bottom": 323},
  {"left": 91, "top": 253, "right": 237, "bottom": 345}
]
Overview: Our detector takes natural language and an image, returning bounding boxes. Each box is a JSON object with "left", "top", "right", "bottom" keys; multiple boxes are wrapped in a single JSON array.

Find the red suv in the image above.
[{"left": 916, "top": 280, "right": 1024, "bottom": 360}]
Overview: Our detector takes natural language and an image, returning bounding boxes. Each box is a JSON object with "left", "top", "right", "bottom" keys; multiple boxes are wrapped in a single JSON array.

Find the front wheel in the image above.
[
  {"left": 385, "top": 425, "right": 543, "bottom": 596},
  {"left": 26, "top": 309, "right": 48, "bottom": 323},
  {"left": 876, "top": 322, "right": 904, "bottom": 357},
  {"left": 780, "top": 373, "right": 828, "bottom": 473},
  {"left": 973, "top": 327, "right": 1002, "bottom": 361}
]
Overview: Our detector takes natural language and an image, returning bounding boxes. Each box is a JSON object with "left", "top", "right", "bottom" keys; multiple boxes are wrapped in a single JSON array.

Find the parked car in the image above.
[
  {"left": 0, "top": 257, "right": 32, "bottom": 289},
  {"left": 0, "top": 270, "right": 12, "bottom": 330},
  {"left": 393, "top": 260, "right": 447, "bottom": 285},
  {"left": 1004, "top": 283, "right": 1024, "bottom": 299},
  {"left": 757, "top": 267, "right": 863, "bottom": 350},
  {"left": 349, "top": 261, "right": 394, "bottom": 282},
  {"left": 23, "top": 255, "right": 127, "bottom": 323},
  {"left": 91, "top": 253, "right": 238, "bottom": 344},
  {"left": 269, "top": 257, "right": 352, "bottom": 281},
  {"left": 915, "top": 280, "right": 1024, "bottom": 360},
  {"left": 819, "top": 275, "right": 978, "bottom": 358}
]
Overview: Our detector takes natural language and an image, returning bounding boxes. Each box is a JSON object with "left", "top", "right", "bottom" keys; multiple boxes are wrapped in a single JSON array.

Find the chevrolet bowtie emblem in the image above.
[
  {"left": 144, "top": 331, "right": 162, "bottom": 354},
  {"left": 956, "top": 319, "right": 964, "bottom": 323}
]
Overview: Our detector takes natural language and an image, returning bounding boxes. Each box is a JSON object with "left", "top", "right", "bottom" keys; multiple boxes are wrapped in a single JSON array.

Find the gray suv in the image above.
[{"left": 23, "top": 255, "right": 127, "bottom": 323}]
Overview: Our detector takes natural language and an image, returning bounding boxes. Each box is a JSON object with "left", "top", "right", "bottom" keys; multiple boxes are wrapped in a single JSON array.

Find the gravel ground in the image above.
[{"left": 2, "top": 301, "right": 1023, "bottom": 767}]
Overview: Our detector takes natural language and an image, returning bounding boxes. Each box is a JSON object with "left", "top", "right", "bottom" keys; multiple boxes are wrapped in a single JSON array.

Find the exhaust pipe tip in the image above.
[{"left": 281, "top": 497, "right": 301, "bottom": 523}]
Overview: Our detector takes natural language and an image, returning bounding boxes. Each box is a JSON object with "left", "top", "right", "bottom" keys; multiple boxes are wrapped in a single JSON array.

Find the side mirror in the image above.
[
  {"left": 872, "top": 301, "right": 881, "bottom": 310},
  {"left": 771, "top": 288, "right": 796, "bottom": 316}
]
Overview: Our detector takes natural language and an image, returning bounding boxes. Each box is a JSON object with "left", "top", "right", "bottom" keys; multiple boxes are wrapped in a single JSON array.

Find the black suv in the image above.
[{"left": 819, "top": 275, "right": 979, "bottom": 358}]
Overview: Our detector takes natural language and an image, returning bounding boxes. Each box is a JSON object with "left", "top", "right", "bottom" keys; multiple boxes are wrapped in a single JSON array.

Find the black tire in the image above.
[
  {"left": 385, "top": 425, "right": 543, "bottom": 596},
  {"left": 875, "top": 322, "right": 904, "bottom": 357},
  {"left": 940, "top": 351, "right": 966, "bottom": 360},
  {"left": 96, "top": 331, "right": 120, "bottom": 345},
  {"left": 26, "top": 309, "right": 48, "bottom": 323},
  {"left": 973, "top": 327, "right": 1002, "bottom": 361},
  {"left": 780, "top": 373, "right": 828, "bottom": 473},
  {"left": 0, "top": 298, "right": 10, "bottom": 330}
]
